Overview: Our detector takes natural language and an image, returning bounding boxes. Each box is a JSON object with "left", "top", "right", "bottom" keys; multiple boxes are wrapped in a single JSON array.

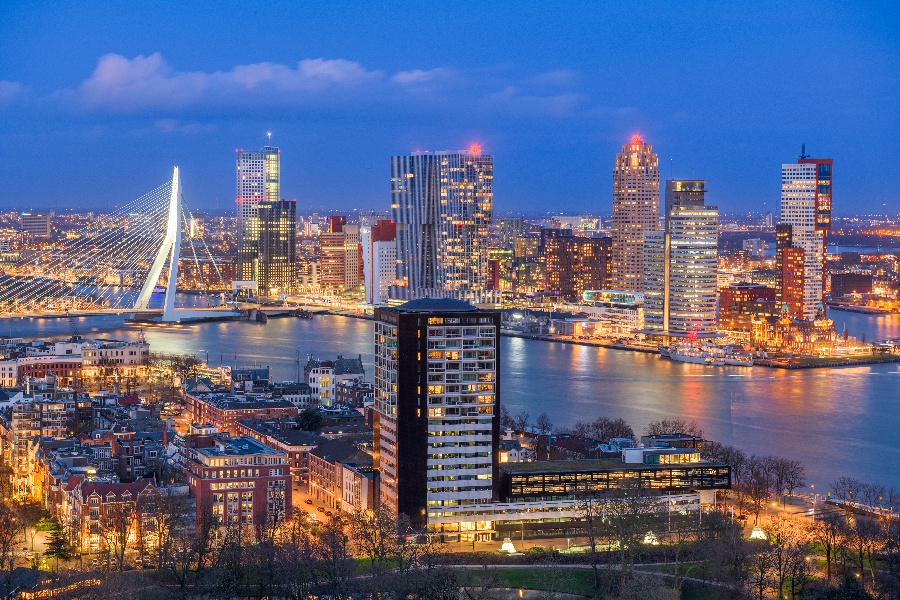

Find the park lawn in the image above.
[
  {"left": 465, "top": 566, "right": 725, "bottom": 600},
  {"left": 467, "top": 567, "right": 602, "bottom": 597}
]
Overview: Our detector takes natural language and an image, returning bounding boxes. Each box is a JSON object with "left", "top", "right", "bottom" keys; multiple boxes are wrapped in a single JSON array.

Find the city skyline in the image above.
[{"left": 0, "top": 2, "right": 897, "bottom": 214}]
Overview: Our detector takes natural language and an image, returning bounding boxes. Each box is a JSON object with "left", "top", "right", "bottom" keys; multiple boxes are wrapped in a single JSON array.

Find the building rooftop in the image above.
[
  {"left": 394, "top": 298, "right": 479, "bottom": 313},
  {"left": 194, "top": 436, "right": 281, "bottom": 457},
  {"left": 500, "top": 458, "right": 726, "bottom": 475},
  {"left": 310, "top": 438, "right": 372, "bottom": 466}
]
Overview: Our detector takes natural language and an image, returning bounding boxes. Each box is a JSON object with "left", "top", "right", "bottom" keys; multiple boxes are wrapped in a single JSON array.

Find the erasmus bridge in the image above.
[{"left": 0, "top": 167, "right": 239, "bottom": 323}]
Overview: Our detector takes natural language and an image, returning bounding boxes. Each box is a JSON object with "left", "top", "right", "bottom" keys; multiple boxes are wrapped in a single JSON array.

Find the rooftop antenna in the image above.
[
  {"left": 799, "top": 143, "right": 809, "bottom": 160},
  {"left": 267, "top": 132, "right": 272, "bottom": 145}
]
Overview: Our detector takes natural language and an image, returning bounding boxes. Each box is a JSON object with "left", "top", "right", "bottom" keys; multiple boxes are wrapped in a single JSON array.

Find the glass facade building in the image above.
[
  {"left": 239, "top": 200, "right": 296, "bottom": 296},
  {"left": 389, "top": 149, "right": 496, "bottom": 303},
  {"left": 236, "top": 145, "right": 281, "bottom": 286}
]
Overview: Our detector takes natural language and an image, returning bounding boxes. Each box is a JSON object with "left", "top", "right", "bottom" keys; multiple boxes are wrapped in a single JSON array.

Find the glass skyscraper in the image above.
[
  {"left": 390, "top": 148, "right": 497, "bottom": 303},
  {"left": 236, "top": 145, "right": 281, "bottom": 286}
]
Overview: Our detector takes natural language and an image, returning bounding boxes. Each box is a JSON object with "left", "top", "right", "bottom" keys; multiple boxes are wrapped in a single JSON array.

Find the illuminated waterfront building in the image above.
[
  {"left": 780, "top": 148, "right": 832, "bottom": 318},
  {"left": 236, "top": 144, "right": 281, "bottom": 284},
  {"left": 320, "top": 217, "right": 363, "bottom": 292},
  {"left": 361, "top": 220, "right": 397, "bottom": 305},
  {"left": 719, "top": 283, "right": 777, "bottom": 333},
  {"left": 643, "top": 182, "right": 718, "bottom": 334},
  {"left": 373, "top": 299, "right": 500, "bottom": 528},
  {"left": 239, "top": 200, "right": 296, "bottom": 296},
  {"left": 544, "top": 235, "right": 612, "bottom": 300},
  {"left": 612, "top": 136, "right": 659, "bottom": 292},
  {"left": 389, "top": 148, "right": 497, "bottom": 304}
]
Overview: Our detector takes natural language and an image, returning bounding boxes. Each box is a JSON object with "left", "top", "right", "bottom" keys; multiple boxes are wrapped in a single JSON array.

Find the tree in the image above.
[
  {"left": 513, "top": 410, "right": 531, "bottom": 434},
  {"left": 296, "top": 408, "right": 323, "bottom": 431},
  {"left": 0, "top": 503, "right": 22, "bottom": 592},
  {"left": 813, "top": 510, "right": 845, "bottom": 583},
  {"left": 592, "top": 416, "right": 634, "bottom": 442},
  {"left": 498, "top": 404, "right": 514, "bottom": 429},
  {"left": 643, "top": 417, "right": 703, "bottom": 438},
  {"left": 536, "top": 412, "right": 553, "bottom": 436},
  {"left": 535, "top": 412, "right": 553, "bottom": 460},
  {"left": 348, "top": 505, "right": 397, "bottom": 577},
  {"left": 44, "top": 518, "right": 73, "bottom": 570}
]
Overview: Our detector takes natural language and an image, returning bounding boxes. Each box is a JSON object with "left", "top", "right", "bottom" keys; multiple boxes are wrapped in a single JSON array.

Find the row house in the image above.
[
  {"left": 183, "top": 393, "right": 298, "bottom": 435},
  {"left": 65, "top": 479, "right": 159, "bottom": 552},
  {"left": 0, "top": 356, "right": 83, "bottom": 387},
  {"left": 308, "top": 438, "right": 376, "bottom": 513},
  {"left": 334, "top": 379, "right": 374, "bottom": 408},
  {"left": 0, "top": 397, "right": 68, "bottom": 498}
]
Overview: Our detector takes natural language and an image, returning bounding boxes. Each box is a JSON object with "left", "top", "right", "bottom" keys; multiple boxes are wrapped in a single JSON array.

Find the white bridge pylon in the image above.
[{"left": 134, "top": 166, "right": 182, "bottom": 321}]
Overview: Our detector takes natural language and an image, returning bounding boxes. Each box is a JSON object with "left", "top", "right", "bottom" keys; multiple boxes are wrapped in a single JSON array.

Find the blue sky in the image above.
[{"left": 0, "top": 0, "right": 896, "bottom": 215}]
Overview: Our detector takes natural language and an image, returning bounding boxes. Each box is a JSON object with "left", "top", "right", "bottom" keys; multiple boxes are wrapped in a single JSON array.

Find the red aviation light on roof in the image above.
[
  {"left": 630, "top": 134, "right": 644, "bottom": 145},
  {"left": 469, "top": 144, "right": 482, "bottom": 155}
]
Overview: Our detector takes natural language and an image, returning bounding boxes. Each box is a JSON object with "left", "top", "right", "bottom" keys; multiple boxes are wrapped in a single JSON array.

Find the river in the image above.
[{"left": 2, "top": 308, "right": 898, "bottom": 491}]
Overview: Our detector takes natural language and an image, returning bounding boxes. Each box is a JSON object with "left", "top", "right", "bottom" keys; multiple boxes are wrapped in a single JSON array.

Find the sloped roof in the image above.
[{"left": 80, "top": 479, "right": 155, "bottom": 500}]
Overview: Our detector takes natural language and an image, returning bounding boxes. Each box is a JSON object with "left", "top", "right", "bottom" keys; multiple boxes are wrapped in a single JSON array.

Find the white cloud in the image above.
[
  {"left": 391, "top": 68, "right": 456, "bottom": 86},
  {"left": 75, "top": 53, "right": 383, "bottom": 113},
  {"left": 49, "top": 53, "right": 612, "bottom": 120},
  {"left": 154, "top": 119, "right": 216, "bottom": 134}
]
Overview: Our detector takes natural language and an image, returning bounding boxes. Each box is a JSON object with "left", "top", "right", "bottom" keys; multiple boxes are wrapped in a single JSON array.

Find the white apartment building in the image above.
[
  {"left": 643, "top": 200, "right": 719, "bottom": 334},
  {"left": 373, "top": 299, "right": 499, "bottom": 526},
  {"left": 781, "top": 156, "right": 832, "bottom": 319},
  {"left": 361, "top": 226, "right": 397, "bottom": 305}
]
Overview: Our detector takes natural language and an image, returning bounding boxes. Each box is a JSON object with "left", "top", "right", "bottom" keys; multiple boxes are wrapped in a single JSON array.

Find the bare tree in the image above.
[
  {"left": 348, "top": 505, "right": 397, "bottom": 577},
  {"left": 513, "top": 410, "right": 531, "bottom": 434},
  {"left": 812, "top": 509, "right": 844, "bottom": 583},
  {"left": 643, "top": 417, "right": 703, "bottom": 438},
  {"left": 98, "top": 500, "right": 133, "bottom": 571}
]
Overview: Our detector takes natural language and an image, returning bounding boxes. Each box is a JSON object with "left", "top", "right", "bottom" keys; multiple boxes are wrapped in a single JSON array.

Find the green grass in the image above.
[
  {"left": 465, "top": 567, "right": 604, "bottom": 597},
  {"left": 463, "top": 566, "right": 727, "bottom": 599}
]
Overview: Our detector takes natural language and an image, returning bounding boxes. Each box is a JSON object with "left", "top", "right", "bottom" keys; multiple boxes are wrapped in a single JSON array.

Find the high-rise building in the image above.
[
  {"left": 20, "top": 212, "right": 52, "bottom": 238},
  {"left": 240, "top": 200, "right": 296, "bottom": 297},
  {"left": 612, "top": 136, "right": 660, "bottom": 292},
  {"left": 643, "top": 182, "right": 718, "bottom": 334},
  {"left": 320, "top": 217, "right": 363, "bottom": 292},
  {"left": 390, "top": 148, "right": 497, "bottom": 303},
  {"left": 237, "top": 145, "right": 280, "bottom": 284},
  {"left": 775, "top": 223, "right": 807, "bottom": 318},
  {"left": 664, "top": 180, "right": 705, "bottom": 229},
  {"left": 779, "top": 149, "right": 832, "bottom": 319},
  {"left": 373, "top": 298, "right": 500, "bottom": 527},
  {"left": 361, "top": 220, "right": 397, "bottom": 305},
  {"left": 544, "top": 235, "right": 613, "bottom": 300}
]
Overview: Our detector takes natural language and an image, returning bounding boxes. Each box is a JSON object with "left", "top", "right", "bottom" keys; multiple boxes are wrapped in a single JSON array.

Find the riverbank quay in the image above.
[
  {"left": 326, "top": 309, "right": 900, "bottom": 369},
  {"left": 755, "top": 354, "right": 900, "bottom": 369}
]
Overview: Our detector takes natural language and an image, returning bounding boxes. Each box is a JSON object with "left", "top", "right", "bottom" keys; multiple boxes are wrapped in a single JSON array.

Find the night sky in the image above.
[{"left": 0, "top": 0, "right": 896, "bottom": 215}]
